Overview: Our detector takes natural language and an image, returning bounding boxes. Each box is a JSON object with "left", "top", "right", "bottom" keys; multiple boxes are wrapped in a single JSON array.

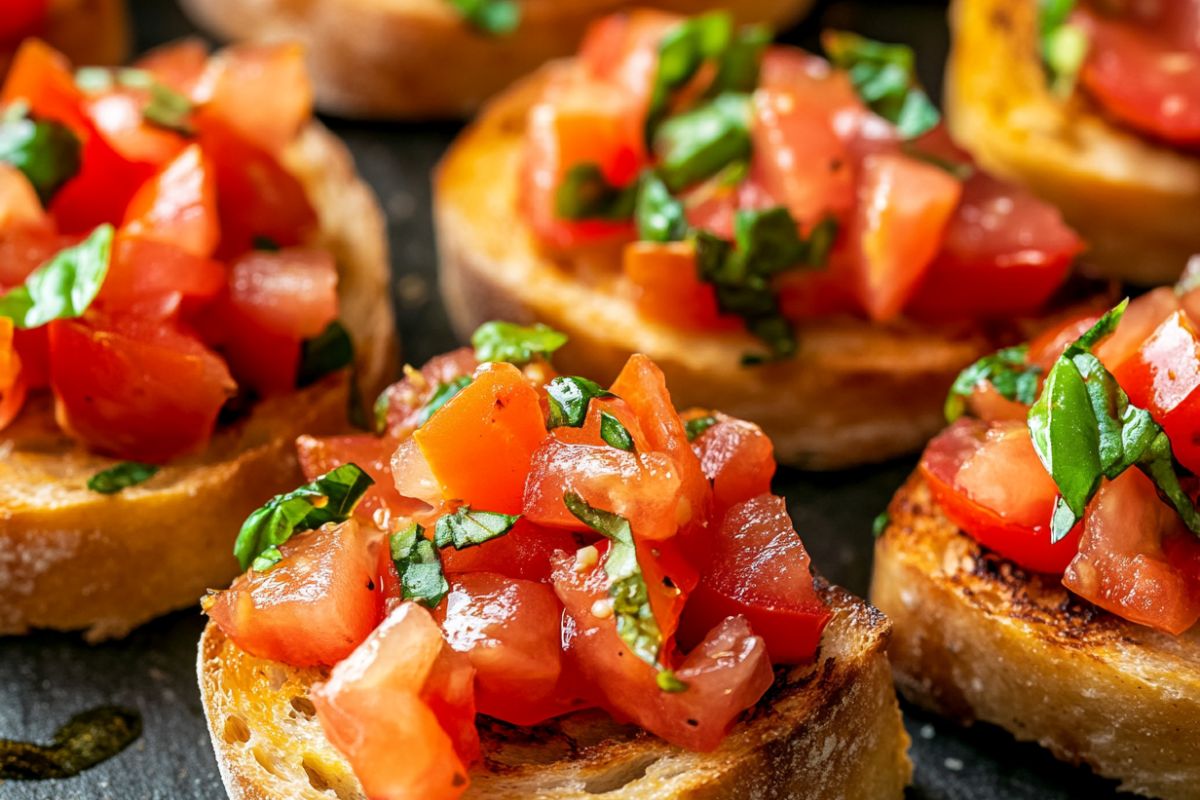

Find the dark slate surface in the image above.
[{"left": 0, "top": 1, "right": 1131, "bottom": 798}]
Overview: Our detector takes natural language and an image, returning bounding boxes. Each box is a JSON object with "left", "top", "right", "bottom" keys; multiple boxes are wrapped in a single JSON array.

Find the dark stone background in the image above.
[{"left": 0, "top": 1, "right": 1129, "bottom": 797}]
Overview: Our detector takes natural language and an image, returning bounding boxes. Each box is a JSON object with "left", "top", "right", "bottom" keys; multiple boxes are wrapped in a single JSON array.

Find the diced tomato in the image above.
[
  {"left": 552, "top": 547, "right": 773, "bottom": 751},
  {"left": 193, "top": 43, "right": 312, "bottom": 155},
  {"left": 48, "top": 310, "right": 235, "bottom": 461},
  {"left": 0, "top": 228, "right": 68, "bottom": 288},
  {"left": 296, "top": 434, "right": 425, "bottom": 531},
  {"left": 440, "top": 517, "right": 580, "bottom": 584},
  {"left": 1111, "top": 310, "right": 1200, "bottom": 474},
  {"left": 82, "top": 89, "right": 188, "bottom": 168},
  {"left": 0, "top": 0, "right": 46, "bottom": 42},
  {"left": 1074, "top": 6, "right": 1200, "bottom": 149},
  {"left": 678, "top": 494, "right": 830, "bottom": 663},
  {"left": 1096, "top": 288, "right": 1179, "bottom": 373},
  {"left": 848, "top": 153, "right": 962, "bottom": 322},
  {"left": 0, "top": 164, "right": 50, "bottom": 231},
  {"left": 777, "top": 252, "right": 860, "bottom": 319},
  {"left": 227, "top": 248, "right": 338, "bottom": 340},
  {"left": 12, "top": 326, "right": 48, "bottom": 389},
  {"left": 907, "top": 174, "right": 1081, "bottom": 319},
  {"left": 921, "top": 418, "right": 1082, "bottom": 574},
  {"left": 207, "top": 521, "right": 382, "bottom": 667},
  {"left": 376, "top": 348, "right": 479, "bottom": 437},
  {"left": 691, "top": 414, "right": 776, "bottom": 520},
  {"left": 193, "top": 289, "right": 299, "bottom": 397},
  {"left": 1026, "top": 308, "right": 1103, "bottom": 371},
  {"left": 2, "top": 40, "right": 89, "bottom": 133},
  {"left": 50, "top": 126, "right": 156, "bottom": 235},
  {"left": 960, "top": 381, "right": 1030, "bottom": 423},
  {"left": 133, "top": 39, "right": 209, "bottom": 98},
  {"left": 98, "top": 233, "right": 225, "bottom": 309},
  {"left": 391, "top": 436, "right": 447, "bottom": 520},
  {"left": 414, "top": 362, "right": 547, "bottom": 514},
  {"left": 578, "top": 9, "right": 678, "bottom": 116},
  {"left": 122, "top": 144, "right": 219, "bottom": 258},
  {"left": 0, "top": 318, "right": 27, "bottom": 430},
  {"left": 311, "top": 602, "right": 476, "bottom": 800},
  {"left": 436, "top": 572, "right": 574, "bottom": 726},
  {"left": 622, "top": 241, "right": 737, "bottom": 330},
  {"left": 1064, "top": 470, "right": 1200, "bottom": 635}
]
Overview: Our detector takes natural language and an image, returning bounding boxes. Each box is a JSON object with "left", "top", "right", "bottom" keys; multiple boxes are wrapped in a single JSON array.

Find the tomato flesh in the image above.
[
  {"left": 296, "top": 433, "right": 425, "bottom": 531},
  {"left": 440, "top": 517, "right": 580, "bottom": 584},
  {"left": 0, "top": 318, "right": 27, "bottom": 430},
  {"left": 691, "top": 414, "right": 776, "bottom": 519},
  {"left": 122, "top": 144, "right": 218, "bottom": 258},
  {"left": 623, "top": 241, "right": 735, "bottom": 330}
]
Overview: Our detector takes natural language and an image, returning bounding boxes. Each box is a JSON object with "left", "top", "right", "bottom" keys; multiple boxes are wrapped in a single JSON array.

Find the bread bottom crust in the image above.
[
  {"left": 198, "top": 584, "right": 911, "bottom": 799},
  {"left": 872, "top": 475, "right": 1200, "bottom": 800}
]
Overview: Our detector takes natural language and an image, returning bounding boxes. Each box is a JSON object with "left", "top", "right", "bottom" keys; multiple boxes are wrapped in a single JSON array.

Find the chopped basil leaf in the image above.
[
  {"left": 373, "top": 386, "right": 392, "bottom": 435},
  {"left": 1028, "top": 300, "right": 1200, "bottom": 541},
  {"left": 822, "top": 31, "right": 939, "bottom": 139},
  {"left": 653, "top": 92, "right": 752, "bottom": 192},
  {"left": 0, "top": 113, "right": 82, "bottom": 204},
  {"left": 546, "top": 376, "right": 612, "bottom": 428},
  {"left": 804, "top": 215, "right": 839, "bottom": 268},
  {"left": 902, "top": 143, "right": 976, "bottom": 180},
  {"left": 708, "top": 24, "right": 771, "bottom": 96},
  {"left": 635, "top": 172, "right": 688, "bottom": 243},
  {"left": 0, "top": 224, "right": 113, "bottom": 329},
  {"left": 87, "top": 462, "right": 159, "bottom": 494},
  {"left": 297, "top": 321, "right": 354, "bottom": 387},
  {"left": 563, "top": 492, "right": 684, "bottom": 690},
  {"left": 391, "top": 523, "right": 449, "bottom": 608},
  {"left": 684, "top": 414, "right": 718, "bottom": 441},
  {"left": 417, "top": 376, "right": 473, "bottom": 426},
  {"left": 471, "top": 320, "right": 567, "bottom": 365},
  {"left": 646, "top": 12, "right": 734, "bottom": 140},
  {"left": 600, "top": 411, "right": 635, "bottom": 451},
  {"left": 1038, "top": 0, "right": 1088, "bottom": 96},
  {"left": 555, "top": 163, "right": 638, "bottom": 222},
  {"left": 434, "top": 507, "right": 520, "bottom": 550},
  {"left": 872, "top": 511, "right": 890, "bottom": 539},
  {"left": 252, "top": 546, "right": 283, "bottom": 572},
  {"left": 252, "top": 235, "right": 281, "bottom": 252},
  {"left": 234, "top": 463, "right": 374, "bottom": 570},
  {"left": 143, "top": 82, "right": 194, "bottom": 135},
  {"left": 733, "top": 206, "right": 810, "bottom": 276},
  {"left": 447, "top": 0, "right": 520, "bottom": 36},
  {"left": 945, "top": 345, "right": 1041, "bottom": 422}
]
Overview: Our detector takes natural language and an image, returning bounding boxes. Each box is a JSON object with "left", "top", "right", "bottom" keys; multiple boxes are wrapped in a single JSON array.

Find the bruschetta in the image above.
[
  {"left": 1, "top": 0, "right": 129, "bottom": 78},
  {"left": 435, "top": 10, "right": 1098, "bottom": 469},
  {"left": 177, "top": 0, "right": 814, "bottom": 119},
  {"left": 0, "top": 39, "right": 396, "bottom": 640},
  {"left": 198, "top": 324, "right": 912, "bottom": 799},
  {"left": 946, "top": 0, "right": 1200, "bottom": 284},
  {"left": 872, "top": 289, "right": 1200, "bottom": 798}
]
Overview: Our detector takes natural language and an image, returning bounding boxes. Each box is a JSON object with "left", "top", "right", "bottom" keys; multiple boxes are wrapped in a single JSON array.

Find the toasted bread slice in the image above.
[
  {"left": 434, "top": 62, "right": 1090, "bottom": 469},
  {"left": 177, "top": 0, "right": 815, "bottom": 119},
  {"left": 0, "top": 0, "right": 129, "bottom": 77},
  {"left": 871, "top": 474, "right": 1200, "bottom": 800},
  {"left": 198, "top": 582, "right": 910, "bottom": 799},
  {"left": 945, "top": 0, "right": 1200, "bottom": 285},
  {"left": 0, "top": 124, "right": 398, "bottom": 641}
]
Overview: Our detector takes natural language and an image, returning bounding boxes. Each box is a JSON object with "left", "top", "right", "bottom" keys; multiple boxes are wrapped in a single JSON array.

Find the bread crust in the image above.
[
  {"left": 872, "top": 474, "right": 1200, "bottom": 800},
  {"left": 433, "top": 62, "right": 1093, "bottom": 469},
  {"left": 945, "top": 0, "right": 1200, "bottom": 285},
  {"left": 198, "top": 583, "right": 911, "bottom": 799},
  {"left": 177, "top": 0, "right": 815, "bottom": 119},
  {"left": 0, "top": 124, "right": 397, "bottom": 641},
  {"left": 0, "top": 0, "right": 129, "bottom": 77}
]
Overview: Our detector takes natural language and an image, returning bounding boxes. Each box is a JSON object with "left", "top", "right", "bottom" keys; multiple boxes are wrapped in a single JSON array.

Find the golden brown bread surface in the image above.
[
  {"left": 872, "top": 474, "right": 1200, "bottom": 800},
  {"left": 434, "top": 62, "right": 1097, "bottom": 469},
  {"left": 198, "top": 582, "right": 910, "bottom": 799},
  {"left": 177, "top": 0, "right": 815, "bottom": 119},
  {"left": 0, "top": 0, "right": 129, "bottom": 77},
  {"left": 0, "top": 124, "right": 397, "bottom": 641},
  {"left": 946, "top": 0, "right": 1200, "bottom": 284}
]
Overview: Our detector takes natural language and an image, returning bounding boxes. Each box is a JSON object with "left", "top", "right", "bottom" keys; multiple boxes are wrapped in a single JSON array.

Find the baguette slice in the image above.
[
  {"left": 434, "top": 62, "right": 1089, "bottom": 469},
  {"left": 871, "top": 474, "right": 1200, "bottom": 800},
  {"left": 198, "top": 582, "right": 911, "bottom": 800},
  {"left": 178, "top": 0, "right": 814, "bottom": 119},
  {"left": 0, "top": 123, "right": 398, "bottom": 641},
  {"left": 0, "top": 0, "right": 129, "bottom": 77},
  {"left": 945, "top": 0, "right": 1200, "bottom": 285}
]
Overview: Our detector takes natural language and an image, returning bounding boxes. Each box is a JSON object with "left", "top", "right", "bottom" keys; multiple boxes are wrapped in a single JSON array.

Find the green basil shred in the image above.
[
  {"left": 945, "top": 345, "right": 1042, "bottom": 422},
  {"left": 87, "top": 462, "right": 159, "bottom": 494},
  {"left": 635, "top": 172, "right": 688, "bottom": 243},
  {"left": 546, "top": 376, "right": 613, "bottom": 428},
  {"left": 391, "top": 523, "right": 450, "bottom": 608},
  {"left": 684, "top": 414, "right": 719, "bottom": 441},
  {"left": 447, "top": 0, "right": 520, "bottom": 36},
  {"left": 297, "top": 321, "right": 355, "bottom": 387},
  {"left": 471, "top": 320, "right": 567, "bottom": 365},
  {"left": 434, "top": 507, "right": 520, "bottom": 550},
  {"left": 653, "top": 92, "right": 752, "bottom": 192},
  {"left": 822, "top": 31, "right": 940, "bottom": 139},
  {"left": 599, "top": 411, "right": 635, "bottom": 451},
  {"left": 0, "top": 224, "right": 113, "bottom": 329},
  {"left": 1038, "top": 0, "right": 1088, "bottom": 96},
  {"left": 555, "top": 163, "right": 638, "bottom": 221},
  {"left": 0, "top": 111, "right": 82, "bottom": 203}
]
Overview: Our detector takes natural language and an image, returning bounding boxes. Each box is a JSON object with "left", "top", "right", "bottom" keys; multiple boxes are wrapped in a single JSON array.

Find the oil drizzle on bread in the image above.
[{"left": 0, "top": 706, "right": 141, "bottom": 779}]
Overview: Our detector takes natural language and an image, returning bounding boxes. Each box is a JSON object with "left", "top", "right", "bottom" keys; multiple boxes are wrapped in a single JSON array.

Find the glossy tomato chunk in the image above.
[
  {"left": 194, "top": 43, "right": 312, "bottom": 154},
  {"left": 0, "top": 164, "right": 50, "bottom": 231},
  {"left": 678, "top": 494, "right": 830, "bottom": 663},
  {"left": 122, "top": 144, "right": 218, "bottom": 258},
  {"left": 691, "top": 414, "right": 776, "bottom": 519},
  {"left": 623, "top": 241, "right": 735, "bottom": 330},
  {"left": 98, "top": 234, "right": 225, "bottom": 309},
  {"left": 228, "top": 248, "right": 338, "bottom": 340},
  {"left": 0, "top": 318, "right": 27, "bottom": 430},
  {"left": 207, "top": 521, "right": 381, "bottom": 667},
  {"left": 311, "top": 602, "right": 477, "bottom": 800},
  {"left": 440, "top": 517, "right": 580, "bottom": 583},
  {"left": 83, "top": 88, "right": 187, "bottom": 169},
  {"left": 48, "top": 310, "right": 234, "bottom": 461},
  {"left": 921, "top": 418, "right": 1081, "bottom": 574}
]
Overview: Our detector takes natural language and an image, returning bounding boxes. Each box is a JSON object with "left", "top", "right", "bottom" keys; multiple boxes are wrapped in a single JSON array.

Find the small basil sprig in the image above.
[
  {"left": 447, "top": 0, "right": 520, "bottom": 35},
  {"left": 434, "top": 507, "right": 520, "bottom": 549},
  {"left": 472, "top": 321, "right": 567, "bottom": 365},
  {"left": 708, "top": 24, "right": 771, "bottom": 96},
  {"left": 646, "top": 12, "right": 734, "bottom": 141},
  {"left": 684, "top": 414, "right": 718, "bottom": 442},
  {"left": 0, "top": 224, "right": 113, "bottom": 329},
  {"left": 822, "top": 31, "right": 940, "bottom": 139},
  {"left": 391, "top": 523, "right": 449, "bottom": 608},
  {"left": 1028, "top": 300, "right": 1200, "bottom": 541},
  {"left": 234, "top": 463, "right": 374, "bottom": 571},
  {"left": 1038, "top": 0, "right": 1088, "bottom": 97},
  {"left": 546, "top": 376, "right": 613, "bottom": 428},
  {"left": 297, "top": 321, "right": 354, "bottom": 387},
  {"left": 564, "top": 492, "right": 685, "bottom": 692},
  {"left": 417, "top": 375, "right": 473, "bottom": 426},
  {"left": 945, "top": 345, "right": 1042, "bottom": 422},
  {"left": 653, "top": 93, "right": 752, "bottom": 192},
  {"left": 599, "top": 411, "right": 635, "bottom": 451},
  {"left": 87, "top": 462, "right": 159, "bottom": 494},
  {"left": 636, "top": 172, "right": 689, "bottom": 243},
  {"left": 555, "top": 163, "right": 639, "bottom": 222},
  {"left": 0, "top": 111, "right": 81, "bottom": 204}
]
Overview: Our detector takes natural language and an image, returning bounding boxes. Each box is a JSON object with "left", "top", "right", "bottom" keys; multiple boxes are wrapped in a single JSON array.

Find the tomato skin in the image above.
[
  {"left": 48, "top": 310, "right": 235, "bottom": 462},
  {"left": 83, "top": 90, "right": 187, "bottom": 168},
  {"left": 133, "top": 39, "right": 209, "bottom": 97},
  {"left": 415, "top": 363, "right": 548, "bottom": 514},
  {"left": 0, "top": 0, "right": 46, "bottom": 42},
  {"left": 296, "top": 434, "right": 425, "bottom": 531},
  {"left": 2, "top": 40, "right": 89, "bottom": 133},
  {"left": 227, "top": 248, "right": 338, "bottom": 340},
  {"left": 921, "top": 419, "right": 1082, "bottom": 574},
  {"left": 207, "top": 521, "right": 383, "bottom": 667},
  {"left": 678, "top": 494, "right": 830, "bottom": 664},
  {"left": 122, "top": 144, "right": 219, "bottom": 258},
  {"left": 311, "top": 602, "right": 476, "bottom": 800},
  {"left": 193, "top": 290, "right": 300, "bottom": 397},
  {"left": 376, "top": 348, "right": 479, "bottom": 436},
  {"left": 0, "top": 164, "right": 50, "bottom": 231},
  {"left": 622, "top": 241, "right": 736, "bottom": 330},
  {"left": 98, "top": 233, "right": 225, "bottom": 309},
  {"left": 1096, "top": 287, "right": 1180, "bottom": 374},
  {"left": 440, "top": 517, "right": 580, "bottom": 584},
  {"left": 0, "top": 318, "right": 27, "bottom": 430},
  {"left": 691, "top": 414, "right": 776, "bottom": 520}
]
